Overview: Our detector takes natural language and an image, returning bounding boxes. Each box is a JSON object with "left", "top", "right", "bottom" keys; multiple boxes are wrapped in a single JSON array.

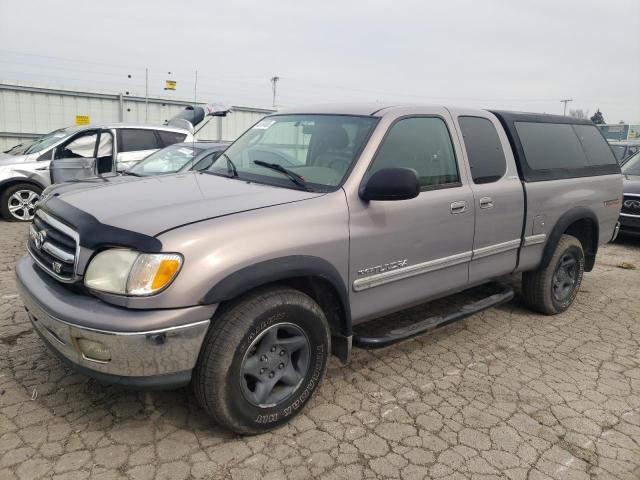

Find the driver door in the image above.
[{"left": 50, "top": 130, "right": 115, "bottom": 183}]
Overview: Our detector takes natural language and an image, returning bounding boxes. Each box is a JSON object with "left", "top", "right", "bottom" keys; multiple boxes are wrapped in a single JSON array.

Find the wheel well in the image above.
[
  {"left": 279, "top": 277, "right": 348, "bottom": 338},
  {"left": 0, "top": 178, "right": 44, "bottom": 196},
  {"left": 564, "top": 218, "right": 598, "bottom": 271},
  {"left": 212, "top": 275, "right": 351, "bottom": 361}
]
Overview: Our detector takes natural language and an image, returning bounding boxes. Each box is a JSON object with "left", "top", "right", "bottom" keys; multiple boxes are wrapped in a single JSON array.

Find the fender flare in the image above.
[
  {"left": 201, "top": 255, "right": 352, "bottom": 336},
  {"left": 0, "top": 176, "right": 46, "bottom": 192},
  {"left": 541, "top": 207, "right": 599, "bottom": 271}
]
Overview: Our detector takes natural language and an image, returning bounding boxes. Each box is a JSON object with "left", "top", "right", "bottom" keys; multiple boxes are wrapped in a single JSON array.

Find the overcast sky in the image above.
[{"left": 1, "top": 0, "right": 638, "bottom": 122}]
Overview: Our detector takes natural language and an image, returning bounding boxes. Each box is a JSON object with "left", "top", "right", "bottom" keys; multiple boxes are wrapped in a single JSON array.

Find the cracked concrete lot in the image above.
[{"left": 1, "top": 220, "right": 639, "bottom": 480}]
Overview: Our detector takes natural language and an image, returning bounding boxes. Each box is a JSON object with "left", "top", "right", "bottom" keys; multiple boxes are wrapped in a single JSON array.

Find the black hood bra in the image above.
[{"left": 39, "top": 196, "right": 162, "bottom": 252}]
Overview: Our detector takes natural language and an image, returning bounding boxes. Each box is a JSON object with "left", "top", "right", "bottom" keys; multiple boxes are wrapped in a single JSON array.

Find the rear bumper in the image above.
[{"left": 16, "top": 256, "right": 211, "bottom": 389}]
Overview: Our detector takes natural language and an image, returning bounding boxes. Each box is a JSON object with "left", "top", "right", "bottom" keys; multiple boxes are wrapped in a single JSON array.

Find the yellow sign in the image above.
[
  {"left": 165, "top": 80, "right": 177, "bottom": 91},
  {"left": 75, "top": 115, "right": 90, "bottom": 126}
]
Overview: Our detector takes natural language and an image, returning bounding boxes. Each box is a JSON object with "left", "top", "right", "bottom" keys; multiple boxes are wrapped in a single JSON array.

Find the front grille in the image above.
[
  {"left": 621, "top": 194, "right": 640, "bottom": 217},
  {"left": 28, "top": 210, "right": 79, "bottom": 282}
]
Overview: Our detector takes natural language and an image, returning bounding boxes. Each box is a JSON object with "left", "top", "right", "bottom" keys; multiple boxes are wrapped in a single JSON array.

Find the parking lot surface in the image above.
[{"left": 1, "top": 220, "right": 639, "bottom": 480}]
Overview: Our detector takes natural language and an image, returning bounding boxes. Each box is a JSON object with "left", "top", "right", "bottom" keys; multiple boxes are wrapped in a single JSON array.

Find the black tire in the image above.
[
  {"left": 0, "top": 183, "right": 42, "bottom": 222},
  {"left": 522, "top": 234, "right": 585, "bottom": 315},
  {"left": 193, "top": 286, "right": 331, "bottom": 434}
]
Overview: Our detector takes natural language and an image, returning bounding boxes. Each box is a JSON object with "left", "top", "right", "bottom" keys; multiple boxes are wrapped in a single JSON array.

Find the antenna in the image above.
[
  {"left": 270, "top": 76, "right": 280, "bottom": 108},
  {"left": 145, "top": 67, "right": 149, "bottom": 123}
]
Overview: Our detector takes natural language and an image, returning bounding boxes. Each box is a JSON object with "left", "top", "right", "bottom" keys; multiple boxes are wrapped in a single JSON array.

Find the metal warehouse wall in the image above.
[{"left": 0, "top": 82, "right": 274, "bottom": 151}]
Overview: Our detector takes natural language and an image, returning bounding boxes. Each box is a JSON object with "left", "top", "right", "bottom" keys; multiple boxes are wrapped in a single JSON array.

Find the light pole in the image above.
[
  {"left": 270, "top": 76, "right": 280, "bottom": 108},
  {"left": 560, "top": 99, "right": 573, "bottom": 116}
]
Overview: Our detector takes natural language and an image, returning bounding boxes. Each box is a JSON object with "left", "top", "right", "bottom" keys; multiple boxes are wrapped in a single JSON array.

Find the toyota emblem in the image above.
[{"left": 34, "top": 230, "right": 47, "bottom": 250}]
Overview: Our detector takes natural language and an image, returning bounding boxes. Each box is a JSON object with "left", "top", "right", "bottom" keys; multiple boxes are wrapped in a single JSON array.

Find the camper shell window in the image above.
[{"left": 490, "top": 111, "right": 620, "bottom": 182}]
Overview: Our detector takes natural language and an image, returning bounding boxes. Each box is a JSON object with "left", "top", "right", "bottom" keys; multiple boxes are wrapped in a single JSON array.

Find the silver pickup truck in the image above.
[{"left": 16, "top": 104, "right": 622, "bottom": 434}]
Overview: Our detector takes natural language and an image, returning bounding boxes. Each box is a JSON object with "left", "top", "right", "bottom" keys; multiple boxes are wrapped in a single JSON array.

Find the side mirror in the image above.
[{"left": 359, "top": 167, "right": 420, "bottom": 201}]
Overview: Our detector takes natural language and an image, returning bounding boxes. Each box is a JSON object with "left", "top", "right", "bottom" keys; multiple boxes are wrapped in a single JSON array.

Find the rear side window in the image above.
[
  {"left": 119, "top": 129, "right": 160, "bottom": 152},
  {"left": 370, "top": 117, "right": 459, "bottom": 188},
  {"left": 572, "top": 125, "right": 617, "bottom": 166},
  {"left": 458, "top": 116, "right": 506, "bottom": 184},
  {"left": 515, "top": 122, "right": 587, "bottom": 170},
  {"left": 158, "top": 130, "right": 187, "bottom": 147}
]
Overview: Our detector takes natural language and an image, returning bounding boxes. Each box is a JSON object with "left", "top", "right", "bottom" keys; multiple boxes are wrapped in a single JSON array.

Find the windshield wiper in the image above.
[
  {"left": 253, "top": 160, "right": 312, "bottom": 191},
  {"left": 122, "top": 171, "right": 141, "bottom": 177},
  {"left": 221, "top": 153, "right": 238, "bottom": 177}
]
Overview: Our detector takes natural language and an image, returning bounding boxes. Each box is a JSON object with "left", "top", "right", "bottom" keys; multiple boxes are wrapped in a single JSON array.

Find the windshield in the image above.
[
  {"left": 206, "top": 114, "right": 377, "bottom": 190},
  {"left": 128, "top": 144, "right": 203, "bottom": 176},
  {"left": 622, "top": 152, "right": 640, "bottom": 176},
  {"left": 24, "top": 128, "right": 72, "bottom": 154}
]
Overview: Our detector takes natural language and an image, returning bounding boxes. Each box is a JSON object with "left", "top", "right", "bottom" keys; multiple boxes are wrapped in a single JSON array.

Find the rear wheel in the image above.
[
  {"left": 522, "top": 234, "right": 585, "bottom": 315},
  {"left": 0, "top": 183, "right": 42, "bottom": 221},
  {"left": 193, "top": 286, "right": 330, "bottom": 434}
]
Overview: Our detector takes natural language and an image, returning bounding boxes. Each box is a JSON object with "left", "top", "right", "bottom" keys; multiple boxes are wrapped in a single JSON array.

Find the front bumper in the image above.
[
  {"left": 16, "top": 256, "right": 212, "bottom": 389},
  {"left": 619, "top": 214, "right": 640, "bottom": 238}
]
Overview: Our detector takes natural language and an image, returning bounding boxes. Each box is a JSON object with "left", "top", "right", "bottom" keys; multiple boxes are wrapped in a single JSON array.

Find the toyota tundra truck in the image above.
[{"left": 16, "top": 104, "right": 622, "bottom": 434}]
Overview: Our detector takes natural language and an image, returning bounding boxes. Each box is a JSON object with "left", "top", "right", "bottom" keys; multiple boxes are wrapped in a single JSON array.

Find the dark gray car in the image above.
[
  {"left": 126, "top": 141, "right": 228, "bottom": 177},
  {"left": 619, "top": 151, "right": 640, "bottom": 236}
]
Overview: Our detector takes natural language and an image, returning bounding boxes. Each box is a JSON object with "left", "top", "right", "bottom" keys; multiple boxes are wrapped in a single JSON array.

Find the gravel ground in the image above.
[{"left": 1, "top": 220, "right": 639, "bottom": 480}]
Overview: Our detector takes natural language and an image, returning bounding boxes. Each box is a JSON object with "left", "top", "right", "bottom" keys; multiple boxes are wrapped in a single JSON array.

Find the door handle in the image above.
[
  {"left": 450, "top": 201, "right": 467, "bottom": 214},
  {"left": 479, "top": 197, "right": 494, "bottom": 209}
]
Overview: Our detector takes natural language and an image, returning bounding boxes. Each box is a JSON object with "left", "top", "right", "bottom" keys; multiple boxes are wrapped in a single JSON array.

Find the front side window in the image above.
[
  {"left": 120, "top": 129, "right": 160, "bottom": 152},
  {"left": 96, "top": 132, "right": 114, "bottom": 174},
  {"left": 128, "top": 144, "right": 203, "bottom": 176},
  {"left": 207, "top": 115, "right": 377, "bottom": 190},
  {"left": 56, "top": 132, "right": 98, "bottom": 159},
  {"left": 368, "top": 117, "right": 459, "bottom": 188},
  {"left": 458, "top": 116, "right": 506, "bottom": 184}
]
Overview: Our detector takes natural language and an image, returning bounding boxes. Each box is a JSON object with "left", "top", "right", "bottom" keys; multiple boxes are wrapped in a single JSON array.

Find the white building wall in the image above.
[{"left": 0, "top": 82, "right": 274, "bottom": 151}]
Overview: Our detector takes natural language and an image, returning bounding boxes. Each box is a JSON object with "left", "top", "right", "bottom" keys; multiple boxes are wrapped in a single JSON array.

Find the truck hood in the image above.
[
  {"left": 43, "top": 173, "right": 138, "bottom": 196},
  {"left": 49, "top": 172, "right": 324, "bottom": 237},
  {"left": 623, "top": 175, "right": 640, "bottom": 194}
]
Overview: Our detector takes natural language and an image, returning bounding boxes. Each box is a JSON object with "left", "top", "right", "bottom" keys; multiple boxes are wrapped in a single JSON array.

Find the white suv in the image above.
[{"left": 0, "top": 124, "right": 193, "bottom": 221}]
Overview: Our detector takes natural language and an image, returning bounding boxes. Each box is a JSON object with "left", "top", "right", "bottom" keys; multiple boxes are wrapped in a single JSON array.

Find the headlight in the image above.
[{"left": 84, "top": 249, "right": 182, "bottom": 296}]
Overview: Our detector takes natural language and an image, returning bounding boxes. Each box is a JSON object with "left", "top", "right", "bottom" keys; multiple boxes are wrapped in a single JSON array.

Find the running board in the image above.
[{"left": 352, "top": 282, "right": 514, "bottom": 349}]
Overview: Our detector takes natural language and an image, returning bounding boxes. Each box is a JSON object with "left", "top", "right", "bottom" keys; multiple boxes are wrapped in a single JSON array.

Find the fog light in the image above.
[{"left": 76, "top": 338, "right": 111, "bottom": 362}]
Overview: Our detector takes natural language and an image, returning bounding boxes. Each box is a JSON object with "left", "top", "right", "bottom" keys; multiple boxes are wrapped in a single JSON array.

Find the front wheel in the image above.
[
  {"left": 193, "top": 286, "right": 330, "bottom": 434},
  {"left": 0, "top": 183, "right": 42, "bottom": 222},
  {"left": 522, "top": 234, "right": 585, "bottom": 315}
]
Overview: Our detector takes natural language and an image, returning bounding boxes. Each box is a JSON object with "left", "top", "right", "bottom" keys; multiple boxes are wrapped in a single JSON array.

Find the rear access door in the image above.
[{"left": 450, "top": 109, "right": 524, "bottom": 283}]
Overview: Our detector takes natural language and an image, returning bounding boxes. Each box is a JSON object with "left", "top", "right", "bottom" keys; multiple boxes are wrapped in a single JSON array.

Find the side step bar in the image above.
[{"left": 352, "top": 282, "right": 514, "bottom": 349}]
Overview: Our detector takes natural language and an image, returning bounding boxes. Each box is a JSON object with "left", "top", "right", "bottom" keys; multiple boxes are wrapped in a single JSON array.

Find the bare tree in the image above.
[{"left": 569, "top": 109, "right": 589, "bottom": 120}]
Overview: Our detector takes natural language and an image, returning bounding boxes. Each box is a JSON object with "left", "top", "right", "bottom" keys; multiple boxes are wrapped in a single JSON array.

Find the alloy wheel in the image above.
[
  {"left": 552, "top": 252, "right": 579, "bottom": 302},
  {"left": 240, "top": 322, "right": 310, "bottom": 408},
  {"left": 7, "top": 189, "right": 39, "bottom": 221}
]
